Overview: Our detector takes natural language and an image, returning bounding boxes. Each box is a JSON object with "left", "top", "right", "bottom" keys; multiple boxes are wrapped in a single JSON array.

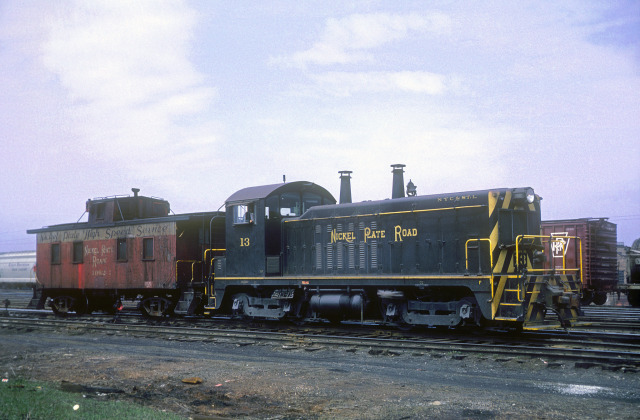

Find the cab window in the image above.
[
  {"left": 280, "top": 193, "right": 300, "bottom": 217},
  {"left": 265, "top": 196, "right": 279, "bottom": 220},
  {"left": 233, "top": 203, "right": 255, "bottom": 224},
  {"left": 302, "top": 192, "right": 322, "bottom": 213}
]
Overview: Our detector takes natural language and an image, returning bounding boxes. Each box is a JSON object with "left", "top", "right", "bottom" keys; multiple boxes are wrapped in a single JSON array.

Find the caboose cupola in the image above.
[{"left": 85, "top": 189, "right": 170, "bottom": 225}]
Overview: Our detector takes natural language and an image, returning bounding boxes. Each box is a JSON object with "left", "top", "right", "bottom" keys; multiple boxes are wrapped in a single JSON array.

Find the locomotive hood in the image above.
[{"left": 299, "top": 187, "right": 538, "bottom": 220}]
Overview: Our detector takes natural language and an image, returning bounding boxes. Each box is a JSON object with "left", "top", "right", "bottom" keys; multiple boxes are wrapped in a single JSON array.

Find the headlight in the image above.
[{"left": 526, "top": 188, "right": 535, "bottom": 204}]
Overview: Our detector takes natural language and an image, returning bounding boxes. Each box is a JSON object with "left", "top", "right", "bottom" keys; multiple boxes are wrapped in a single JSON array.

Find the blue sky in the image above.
[{"left": 1, "top": 0, "right": 638, "bottom": 252}]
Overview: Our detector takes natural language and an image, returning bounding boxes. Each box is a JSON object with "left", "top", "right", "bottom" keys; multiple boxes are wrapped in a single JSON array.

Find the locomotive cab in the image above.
[{"left": 221, "top": 182, "right": 336, "bottom": 279}]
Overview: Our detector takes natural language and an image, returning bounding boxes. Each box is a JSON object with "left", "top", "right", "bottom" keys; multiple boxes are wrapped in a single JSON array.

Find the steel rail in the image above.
[{"left": 2, "top": 316, "right": 639, "bottom": 368}]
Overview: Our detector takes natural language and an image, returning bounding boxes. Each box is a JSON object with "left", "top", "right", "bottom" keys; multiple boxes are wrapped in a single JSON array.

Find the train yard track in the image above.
[
  {"left": 2, "top": 309, "right": 639, "bottom": 371},
  {"left": 577, "top": 306, "right": 640, "bottom": 331},
  {"left": 3, "top": 289, "right": 639, "bottom": 369}
]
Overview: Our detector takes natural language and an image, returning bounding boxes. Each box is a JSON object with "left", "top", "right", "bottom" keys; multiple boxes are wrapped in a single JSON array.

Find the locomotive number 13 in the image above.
[{"left": 240, "top": 237, "right": 250, "bottom": 247}]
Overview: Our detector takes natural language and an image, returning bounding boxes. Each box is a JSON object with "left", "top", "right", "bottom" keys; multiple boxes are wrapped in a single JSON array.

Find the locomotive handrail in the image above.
[
  {"left": 515, "top": 234, "right": 583, "bottom": 286},
  {"left": 204, "top": 248, "right": 226, "bottom": 267},
  {"left": 465, "top": 238, "right": 494, "bottom": 300}
]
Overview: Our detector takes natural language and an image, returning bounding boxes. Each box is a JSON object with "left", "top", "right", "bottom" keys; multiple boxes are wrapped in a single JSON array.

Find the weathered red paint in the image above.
[
  {"left": 541, "top": 218, "right": 617, "bottom": 293},
  {"left": 34, "top": 222, "right": 178, "bottom": 291}
]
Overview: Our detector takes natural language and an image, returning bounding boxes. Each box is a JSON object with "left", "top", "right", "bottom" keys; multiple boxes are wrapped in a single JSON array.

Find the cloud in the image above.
[
  {"left": 40, "top": 0, "right": 216, "bottom": 155},
  {"left": 305, "top": 71, "right": 458, "bottom": 97},
  {"left": 273, "top": 12, "right": 451, "bottom": 68}
]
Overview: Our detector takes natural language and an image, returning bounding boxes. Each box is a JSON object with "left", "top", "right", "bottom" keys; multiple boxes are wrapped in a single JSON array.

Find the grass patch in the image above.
[{"left": 1, "top": 378, "right": 184, "bottom": 420}]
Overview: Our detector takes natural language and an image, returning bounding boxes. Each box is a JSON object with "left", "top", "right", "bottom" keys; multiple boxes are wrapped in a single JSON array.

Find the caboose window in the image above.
[
  {"left": 72, "top": 241, "right": 83, "bottom": 263},
  {"left": 117, "top": 238, "right": 127, "bottom": 261},
  {"left": 51, "top": 243, "right": 61, "bottom": 265},
  {"left": 95, "top": 203, "right": 106, "bottom": 220},
  {"left": 142, "top": 237, "right": 154, "bottom": 260}
]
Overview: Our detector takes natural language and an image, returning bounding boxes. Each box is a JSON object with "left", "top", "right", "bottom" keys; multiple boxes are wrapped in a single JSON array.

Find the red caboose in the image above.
[{"left": 28, "top": 189, "right": 224, "bottom": 316}]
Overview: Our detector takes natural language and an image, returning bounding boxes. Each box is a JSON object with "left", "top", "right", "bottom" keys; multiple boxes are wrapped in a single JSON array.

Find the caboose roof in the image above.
[{"left": 27, "top": 211, "right": 224, "bottom": 234}]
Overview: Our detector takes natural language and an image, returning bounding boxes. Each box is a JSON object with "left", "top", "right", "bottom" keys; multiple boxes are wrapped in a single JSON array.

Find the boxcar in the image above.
[{"left": 541, "top": 218, "right": 617, "bottom": 305}]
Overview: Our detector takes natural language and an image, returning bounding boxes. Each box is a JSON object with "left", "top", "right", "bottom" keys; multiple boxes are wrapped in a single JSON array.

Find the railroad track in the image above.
[
  {"left": 2, "top": 312, "right": 639, "bottom": 370},
  {"left": 577, "top": 306, "right": 640, "bottom": 331},
  {"left": 3, "top": 288, "right": 639, "bottom": 330},
  {"left": 582, "top": 306, "right": 640, "bottom": 320}
]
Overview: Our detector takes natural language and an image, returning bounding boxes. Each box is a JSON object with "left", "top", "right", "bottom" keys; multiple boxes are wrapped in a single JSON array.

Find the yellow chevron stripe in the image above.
[
  {"left": 502, "top": 190, "right": 512, "bottom": 209},
  {"left": 488, "top": 190, "right": 499, "bottom": 218},
  {"left": 525, "top": 280, "right": 542, "bottom": 322},
  {"left": 490, "top": 222, "right": 500, "bottom": 261},
  {"left": 493, "top": 249, "right": 507, "bottom": 274},
  {"left": 491, "top": 276, "right": 508, "bottom": 318}
]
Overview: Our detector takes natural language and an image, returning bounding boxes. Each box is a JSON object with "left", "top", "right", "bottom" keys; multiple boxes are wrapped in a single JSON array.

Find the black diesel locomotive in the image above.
[
  {"left": 30, "top": 165, "right": 582, "bottom": 329},
  {"left": 206, "top": 165, "right": 581, "bottom": 329}
]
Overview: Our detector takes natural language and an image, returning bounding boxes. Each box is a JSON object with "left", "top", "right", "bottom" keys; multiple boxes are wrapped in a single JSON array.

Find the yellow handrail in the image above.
[
  {"left": 514, "top": 234, "right": 583, "bottom": 285},
  {"left": 204, "top": 248, "right": 226, "bottom": 270},
  {"left": 176, "top": 260, "right": 201, "bottom": 283},
  {"left": 465, "top": 238, "right": 494, "bottom": 300}
]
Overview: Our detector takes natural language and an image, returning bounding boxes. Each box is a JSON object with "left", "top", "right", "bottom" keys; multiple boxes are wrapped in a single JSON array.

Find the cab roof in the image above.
[{"left": 226, "top": 181, "right": 335, "bottom": 205}]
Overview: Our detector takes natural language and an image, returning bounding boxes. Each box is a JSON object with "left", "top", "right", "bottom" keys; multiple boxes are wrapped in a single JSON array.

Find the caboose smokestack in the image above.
[
  {"left": 132, "top": 188, "right": 140, "bottom": 197},
  {"left": 391, "top": 164, "right": 406, "bottom": 199},
  {"left": 339, "top": 170, "right": 352, "bottom": 204}
]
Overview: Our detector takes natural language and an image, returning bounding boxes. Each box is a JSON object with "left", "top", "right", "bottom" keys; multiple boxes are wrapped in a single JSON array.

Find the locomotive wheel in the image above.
[
  {"left": 592, "top": 292, "right": 607, "bottom": 306},
  {"left": 456, "top": 297, "right": 481, "bottom": 327},
  {"left": 231, "top": 293, "right": 250, "bottom": 318},
  {"left": 140, "top": 296, "right": 174, "bottom": 317}
]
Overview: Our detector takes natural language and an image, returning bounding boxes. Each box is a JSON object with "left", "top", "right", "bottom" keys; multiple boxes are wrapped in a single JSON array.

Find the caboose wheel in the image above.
[
  {"left": 50, "top": 296, "right": 74, "bottom": 316},
  {"left": 73, "top": 295, "right": 89, "bottom": 315},
  {"left": 140, "top": 296, "right": 174, "bottom": 317}
]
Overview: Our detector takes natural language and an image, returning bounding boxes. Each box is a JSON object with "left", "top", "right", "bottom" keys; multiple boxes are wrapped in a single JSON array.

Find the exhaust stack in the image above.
[
  {"left": 339, "top": 170, "right": 352, "bottom": 204},
  {"left": 391, "top": 164, "right": 406, "bottom": 199}
]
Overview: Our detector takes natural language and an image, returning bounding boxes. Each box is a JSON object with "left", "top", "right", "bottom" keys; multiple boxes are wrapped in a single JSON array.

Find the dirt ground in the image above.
[{"left": 1, "top": 326, "right": 639, "bottom": 419}]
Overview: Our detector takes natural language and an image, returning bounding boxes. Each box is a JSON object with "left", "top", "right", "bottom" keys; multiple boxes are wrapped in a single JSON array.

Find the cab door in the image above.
[{"left": 265, "top": 195, "right": 282, "bottom": 275}]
